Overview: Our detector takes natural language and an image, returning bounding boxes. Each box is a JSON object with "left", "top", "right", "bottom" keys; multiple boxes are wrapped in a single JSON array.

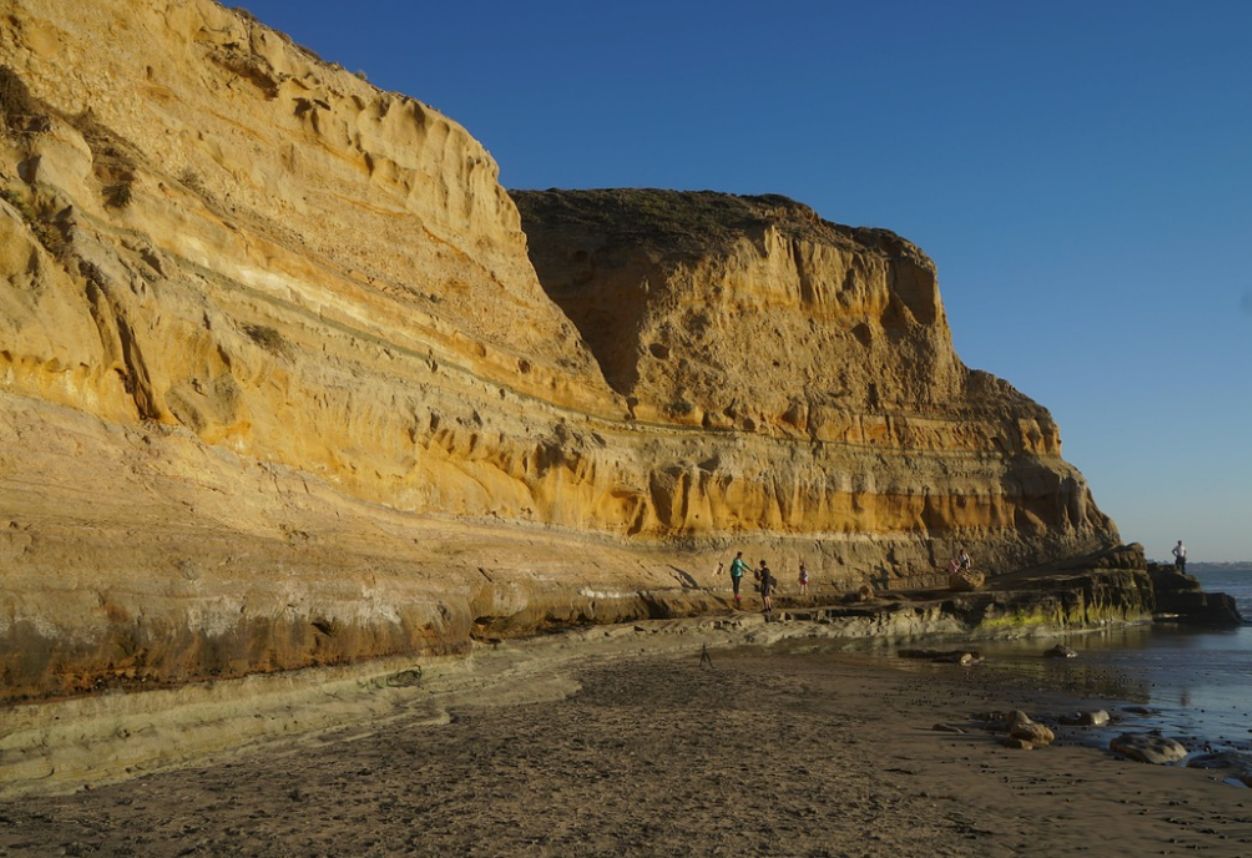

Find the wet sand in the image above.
[{"left": 4, "top": 640, "right": 1252, "bottom": 857}]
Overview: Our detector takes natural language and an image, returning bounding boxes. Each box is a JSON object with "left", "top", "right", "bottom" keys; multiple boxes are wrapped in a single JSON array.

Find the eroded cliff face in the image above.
[
  {"left": 511, "top": 188, "right": 1114, "bottom": 548},
  {"left": 0, "top": 0, "right": 1117, "bottom": 701}
]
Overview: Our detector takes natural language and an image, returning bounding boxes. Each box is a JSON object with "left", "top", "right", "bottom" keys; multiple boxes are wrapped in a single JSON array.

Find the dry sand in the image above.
[{"left": 3, "top": 623, "right": 1252, "bottom": 856}]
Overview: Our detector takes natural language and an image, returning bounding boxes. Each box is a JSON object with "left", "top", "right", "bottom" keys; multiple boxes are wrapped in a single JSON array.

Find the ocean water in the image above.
[{"left": 965, "top": 563, "right": 1252, "bottom": 756}]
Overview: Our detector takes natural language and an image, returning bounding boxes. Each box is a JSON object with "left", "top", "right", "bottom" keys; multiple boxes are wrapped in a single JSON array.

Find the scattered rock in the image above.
[
  {"left": 1001, "top": 737, "right": 1034, "bottom": 750},
  {"left": 1109, "top": 732, "right": 1187, "bottom": 764},
  {"left": 1187, "top": 752, "right": 1252, "bottom": 785},
  {"left": 948, "top": 569, "right": 986, "bottom": 592},
  {"left": 382, "top": 668, "right": 422, "bottom": 688},
  {"left": 1044, "top": 644, "right": 1077, "bottom": 659},
  {"left": 897, "top": 649, "right": 983, "bottom": 666},
  {"left": 1006, "top": 710, "right": 1055, "bottom": 747},
  {"left": 1059, "top": 709, "right": 1110, "bottom": 727},
  {"left": 932, "top": 723, "right": 966, "bottom": 734}
]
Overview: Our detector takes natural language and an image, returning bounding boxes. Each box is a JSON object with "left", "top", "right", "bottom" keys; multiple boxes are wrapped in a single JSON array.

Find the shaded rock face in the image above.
[
  {"left": 1147, "top": 563, "right": 1243, "bottom": 627},
  {"left": 512, "top": 190, "right": 959, "bottom": 415},
  {"left": 0, "top": 0, "right": 1118, "bottom": 699}
]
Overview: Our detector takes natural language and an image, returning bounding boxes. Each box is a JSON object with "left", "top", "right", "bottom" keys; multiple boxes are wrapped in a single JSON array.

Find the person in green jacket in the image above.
[{"left": 720, "top": 551, "right": 750, "bottom": 608}]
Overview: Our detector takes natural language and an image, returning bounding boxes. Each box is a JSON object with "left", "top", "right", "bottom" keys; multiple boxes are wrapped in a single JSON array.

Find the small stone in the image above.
[
  {"left": 1001, "top": 737, "right": 1034, "bottom": 750},
  {"left": 1110, "top": 732, "right": 1187, "bottom": 764},
  {"left": 1011, "top": 722, "right": 1055, "bottom": 747},
  {"left": 1006, "top": 710, "right": 1055, "bottom": 747}
]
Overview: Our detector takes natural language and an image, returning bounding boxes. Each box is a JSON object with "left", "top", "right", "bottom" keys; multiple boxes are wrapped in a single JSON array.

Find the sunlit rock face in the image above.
[
  {"left": 0, "top": 0, "right": 1116, "bottom": 700},
  {"left": 512, "top": 188, "right": 1114, "bottom": 550}
]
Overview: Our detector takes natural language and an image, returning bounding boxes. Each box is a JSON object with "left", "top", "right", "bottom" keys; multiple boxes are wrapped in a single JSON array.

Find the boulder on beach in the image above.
[
  {"left": 1109, "top": 732, "right": 1187, "bottom": 764},
  {"left": 1007, "top": 710, "right": 1055, "bottom": 747},
  {"left": 948, "top": 569, "right": 986, "bottom": 592},
  {"left": 1059, "top": 710, "right": 1110, "bottom": 727}
]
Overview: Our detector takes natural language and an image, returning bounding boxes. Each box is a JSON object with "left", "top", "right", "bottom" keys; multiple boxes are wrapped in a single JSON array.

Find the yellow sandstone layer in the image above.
[{"left": 0, "top": 0, "right": 1116, "bottom": 700}]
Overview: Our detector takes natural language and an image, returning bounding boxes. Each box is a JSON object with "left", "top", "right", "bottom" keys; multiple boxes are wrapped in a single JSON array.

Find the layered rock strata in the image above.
[
  {"left": 1, "top": 0, "right": 1119, "bottom": 700},
  {"left": 511, "top": 188, "right": 1116, "bottom": 560}
]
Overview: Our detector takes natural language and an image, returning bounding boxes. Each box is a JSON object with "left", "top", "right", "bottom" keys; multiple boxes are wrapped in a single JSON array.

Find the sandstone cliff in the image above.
[
  {"left": 0, "top": 0, "right": 1117, "bottom": 701},
  {"left": 512, "top": 188, "right": 1114, "bottom": 551}
]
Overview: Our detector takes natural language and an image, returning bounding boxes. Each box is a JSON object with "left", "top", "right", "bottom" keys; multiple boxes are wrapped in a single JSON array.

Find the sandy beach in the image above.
[{"left": 4, "top": 623, "right": 1252, "bottom": 857}]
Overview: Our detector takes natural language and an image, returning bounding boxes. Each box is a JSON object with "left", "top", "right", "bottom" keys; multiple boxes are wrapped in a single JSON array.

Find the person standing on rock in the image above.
[
  {"left": 722, "top": 551, "right": 750, "bottom": 608},
  {"left": 758, "top": 559, "right": 776, "bottom": 617},
  {"left": 958, "top": 548, "right": 971, "bottom": 571},
  {"left": 798, "top": 562, "right": 810, "bottom": 600},
  {"left": 1172, "top": 540, "right": 1187, "bottom": 573}
]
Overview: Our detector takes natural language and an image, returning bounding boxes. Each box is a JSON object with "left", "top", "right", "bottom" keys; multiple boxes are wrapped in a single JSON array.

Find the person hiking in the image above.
[
  {"left": 722, "top": 551, "right": 750, "bottom": 608},
  {"left": 758, "top": 559, "right": 776, "bottom": 617},
  {"left": 798, "top": 561, "right": 810, "bottom": 599},
  {"left": 1172, "top": 540, "right": 1187, "bottom": 573}
]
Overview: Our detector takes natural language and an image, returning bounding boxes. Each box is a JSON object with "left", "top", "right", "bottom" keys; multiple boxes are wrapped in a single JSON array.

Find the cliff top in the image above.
[{"left": 511, "top": 188, "right": 934, "bottom": 270}]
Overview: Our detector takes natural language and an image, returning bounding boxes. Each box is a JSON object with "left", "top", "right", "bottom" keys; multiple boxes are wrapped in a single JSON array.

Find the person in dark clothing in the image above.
[{"left": 758, "top": 559, "right": 775, "bottom": 617}]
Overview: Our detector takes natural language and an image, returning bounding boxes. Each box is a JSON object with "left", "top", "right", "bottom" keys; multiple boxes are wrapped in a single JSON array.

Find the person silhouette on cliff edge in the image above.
[
  {"left": 1173, "top": 540, "right": 1187, "bottom": 573},
  {"left": 719, "top": 551, "right": 750, "bottom": 608}
]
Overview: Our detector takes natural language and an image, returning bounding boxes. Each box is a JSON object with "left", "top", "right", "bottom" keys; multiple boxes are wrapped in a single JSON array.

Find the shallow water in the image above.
[
  {"left": 782, "top": 565, "right": 1252, "bottom": 768},
  {"left": 938, "top": 565, "right": 1252, "bottom": 756}
]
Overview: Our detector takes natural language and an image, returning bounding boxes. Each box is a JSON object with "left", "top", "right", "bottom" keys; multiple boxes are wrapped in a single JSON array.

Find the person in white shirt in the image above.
[{"left": 1172, "top": 540, "right": 1187, "bottom": 573}]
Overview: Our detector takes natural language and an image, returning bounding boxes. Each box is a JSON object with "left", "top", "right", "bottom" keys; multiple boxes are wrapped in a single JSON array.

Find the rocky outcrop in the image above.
[
  {"left": 1006, "top": 711, "right": 1055, "bottom": 748},
  {"left": 949, "top": 569, "right": 987, "bottom": 592},
  {"left": 780, "top": 564, "right": 1158, "bottom": 632},
  {"left": 1147, "top": 563, "right": 1243, "bottom": 627},
  {"left": 0, "top": 0, "right": 1122, "bottom": 700}
]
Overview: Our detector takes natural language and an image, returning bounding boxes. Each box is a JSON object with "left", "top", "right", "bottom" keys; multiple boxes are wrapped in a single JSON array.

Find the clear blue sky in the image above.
[{"left": 239, "top": 0, "right": 1252, "bottom": 561}]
